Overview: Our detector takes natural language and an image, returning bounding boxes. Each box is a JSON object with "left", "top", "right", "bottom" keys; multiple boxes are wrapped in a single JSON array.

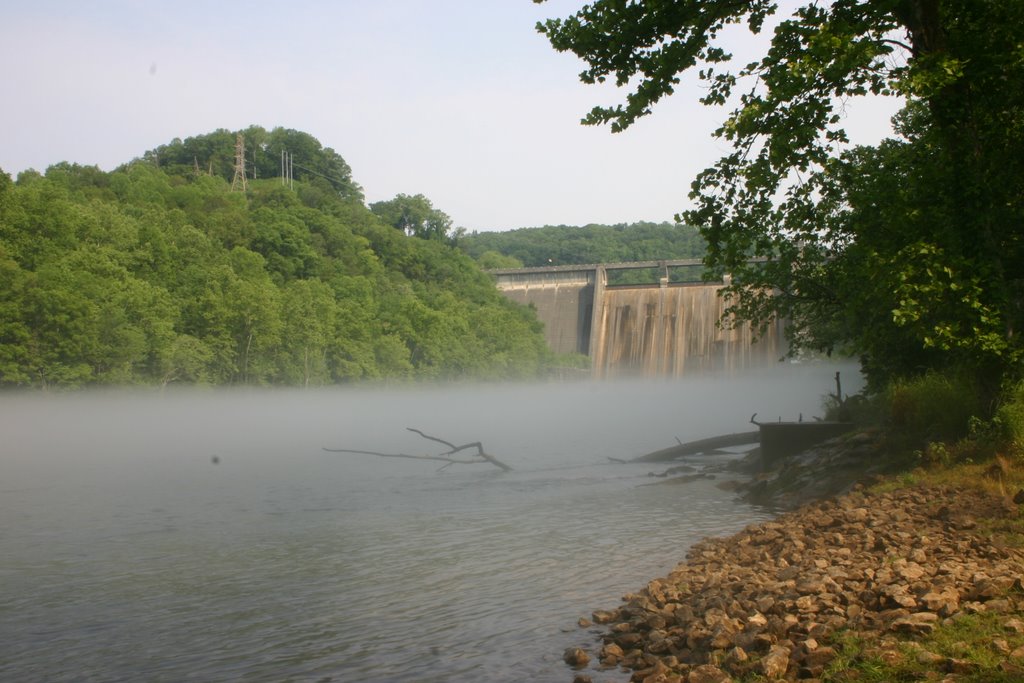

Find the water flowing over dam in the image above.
[{"left": 491, "top": 261, "right": 785, "bottom": 377}]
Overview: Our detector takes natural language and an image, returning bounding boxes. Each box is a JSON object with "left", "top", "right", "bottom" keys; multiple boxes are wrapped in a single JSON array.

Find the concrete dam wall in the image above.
[
  {"left": 592, "top": 283, "right": 784, "bottom": 377},
  {"left": 492, "top": 262, "right": 785, "bottom": 378},
  {"left": 490, "top": 268, "right": 596, "bottom": 356}
]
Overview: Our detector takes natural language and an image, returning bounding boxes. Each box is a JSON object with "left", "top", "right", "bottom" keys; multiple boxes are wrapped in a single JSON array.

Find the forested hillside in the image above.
[
  {"left": 459, "top": 221, "right": 706, "bottom": 268},
  {"left": 0, "top": 127, "right": 556, "bottom": 388}
]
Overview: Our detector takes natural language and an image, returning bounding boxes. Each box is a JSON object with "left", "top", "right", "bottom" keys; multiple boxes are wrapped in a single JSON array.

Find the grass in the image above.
[{"left": 821, "top": 613, "right": 1024, "bottom": 682}]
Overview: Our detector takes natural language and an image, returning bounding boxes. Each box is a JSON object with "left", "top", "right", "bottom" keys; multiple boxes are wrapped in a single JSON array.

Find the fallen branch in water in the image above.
[
  {"left": 632, "top": 430, "right": 761, "bottom": 463},
  {"left": 323, "top": 427, "right": 513, "bottom": 472}
]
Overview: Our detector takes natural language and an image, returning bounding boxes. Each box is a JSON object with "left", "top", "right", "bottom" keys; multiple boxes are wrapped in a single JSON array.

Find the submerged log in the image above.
[{"left": 324, "top": 427, "right": 513, "bottom": 471}]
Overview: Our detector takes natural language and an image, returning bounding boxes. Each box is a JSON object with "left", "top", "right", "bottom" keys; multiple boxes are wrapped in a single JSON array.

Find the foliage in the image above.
[
  {"left": 0, "top": 129, "right": 555, "bottom": 388},
  {"left": 459, "top": 221, "right": 705, "bottom": 267},
  {"left": 536, "top": 0, "right": 1024, "bottom": 394},
  {"left": 369, "top": 193, "right": 456, "bottom": 243},
  {"left": 475, "top": 250, "right": 523, "bottom": 270},
  {"left": 884, "top": 371, "right": 985, "bottom": 445},
  {"left": 995, "top": 382, "right": 1024, "bottom": 457}
]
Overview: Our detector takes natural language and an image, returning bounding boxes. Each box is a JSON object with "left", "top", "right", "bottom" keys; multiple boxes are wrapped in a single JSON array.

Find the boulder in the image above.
[{"left": 563, "top": 647, "right": 590, "bottom": 668}]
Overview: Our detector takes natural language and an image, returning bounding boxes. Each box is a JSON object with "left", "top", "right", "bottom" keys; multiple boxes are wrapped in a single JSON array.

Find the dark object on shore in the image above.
[
  {"left": 633, "top": 419, "right": 855, "bottom": 473},
  {"left": 752, "top": 416, "right": 855, "bottom": 466},
  {"left": 324, "top": 427, "right": 513, "bottom": 471},
  {"left": 210, "top": 455, "right": 220, "bottom": 465}
]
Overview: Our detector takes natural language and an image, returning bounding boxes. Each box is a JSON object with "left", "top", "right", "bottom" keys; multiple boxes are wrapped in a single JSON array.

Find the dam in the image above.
[{"left": 491, "top": 260, "right": 785, "bottom": 378}]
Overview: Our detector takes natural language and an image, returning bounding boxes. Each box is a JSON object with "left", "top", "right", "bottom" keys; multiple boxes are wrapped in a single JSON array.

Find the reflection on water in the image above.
[{"left": 0, "top": 366, "right": 860, "bottom": 682}]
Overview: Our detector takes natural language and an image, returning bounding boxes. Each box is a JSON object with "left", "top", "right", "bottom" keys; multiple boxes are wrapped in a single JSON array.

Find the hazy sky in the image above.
[{"left": 0, "top": 1, "right": 902, "bottom": 232}]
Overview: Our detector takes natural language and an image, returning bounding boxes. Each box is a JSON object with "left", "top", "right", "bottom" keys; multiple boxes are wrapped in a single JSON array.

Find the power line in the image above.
[
  {"left": 279, "top": 154, "right": 349, "bottom": 190},
  {"left": 280, "top": 150, "right": 293, "bottom": 190}
]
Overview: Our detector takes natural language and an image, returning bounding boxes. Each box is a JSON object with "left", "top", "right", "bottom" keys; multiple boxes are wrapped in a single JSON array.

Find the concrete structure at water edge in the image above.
[{"left": 490, "top": 260, "right": 785, "bottom": 378}]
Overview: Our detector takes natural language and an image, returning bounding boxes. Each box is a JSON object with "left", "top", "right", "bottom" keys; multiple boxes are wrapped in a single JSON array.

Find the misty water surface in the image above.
[{"left": 0, "top": 365, "right": 861, "bottom": 682}]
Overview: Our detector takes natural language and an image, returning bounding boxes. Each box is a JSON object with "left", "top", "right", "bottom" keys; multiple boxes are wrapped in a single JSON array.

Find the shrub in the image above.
[
  {"left": 884, "top": 371, "right": 985, "bottom": 444},
  {"left": 995, "top": 381, "right": 1024, "bottom": 457}
]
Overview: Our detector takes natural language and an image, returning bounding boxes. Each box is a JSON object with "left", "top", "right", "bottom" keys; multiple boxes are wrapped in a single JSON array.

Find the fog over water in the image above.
[{"left": 0, "top": 364, "right": 861, "bottom": 682}]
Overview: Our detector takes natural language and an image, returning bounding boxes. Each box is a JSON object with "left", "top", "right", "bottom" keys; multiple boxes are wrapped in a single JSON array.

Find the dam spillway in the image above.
[{"left": 491, "top": 261, "right": 785, "bottom": 378}]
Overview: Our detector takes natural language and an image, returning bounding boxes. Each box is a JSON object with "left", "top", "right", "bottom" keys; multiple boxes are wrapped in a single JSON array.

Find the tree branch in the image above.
[{"left": 324, "top": 428, "right": 513, "bottom": 471}]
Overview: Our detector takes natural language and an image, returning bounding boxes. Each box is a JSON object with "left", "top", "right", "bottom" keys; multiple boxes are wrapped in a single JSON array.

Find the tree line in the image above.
[
  {"left": 0, "top": 127, "right": 558, "bottom": 388},
  {"left": 458, "top": 221, "right": 706, "bottom": 269}
]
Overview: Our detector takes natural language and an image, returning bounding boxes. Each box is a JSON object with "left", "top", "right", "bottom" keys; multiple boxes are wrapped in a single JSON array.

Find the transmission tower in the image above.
[{"left": 231, "top": 134, "right": 248, "bottom": 192}]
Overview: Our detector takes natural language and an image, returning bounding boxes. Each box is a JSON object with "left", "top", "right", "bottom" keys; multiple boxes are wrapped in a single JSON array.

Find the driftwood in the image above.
[
  {"left": 632, "top": 431, "right": 761, "bottom": 463},
  {"left": 323, "top": 427, "right": 513, "bottom": 472}
]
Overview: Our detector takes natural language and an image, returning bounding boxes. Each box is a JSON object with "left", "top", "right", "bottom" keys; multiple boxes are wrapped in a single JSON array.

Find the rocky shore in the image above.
[{"left": 565, "top": 481, "right": 1024, "bottom": 682}]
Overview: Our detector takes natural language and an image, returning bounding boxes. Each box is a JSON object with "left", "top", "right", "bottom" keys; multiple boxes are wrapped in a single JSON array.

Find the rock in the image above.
[
  {"left": 572, "top": 675, "right": 593, "bottom": 683},
  {"left": 897, "top": 562, "right": 927, "bottom": 581},
  {"left": 687, "top": 664, "right": 732, "bottom": 683},
  {"left": 986, "top": 598, "right": 1014, "bottom": 614},
  {"left": 946, "top": 657, "right": 976, "bottom": 674},
  {"left": 802, "top": 645, "right": 834, "bottom": 665},
  {"left": 967, "top": 578, "right": 1005, "bottom": 600},
  {"left": 615, "top": 632, "right": 644, "bottom": 648},
  {"left": 760, "top": 644, "right": 791, "bottom": 679},
  {"left": 891, "top": 612, "right": 939, "bottom": 635},
  {"left": 709, "top": 628, "right": 735, "bottom": 650},
  {"left": 647, "top": 614, "right": 668, "bottom": 630},
  {"left": 847, "top": 507, "right": 870, "bottom": 523},
  {"left": 920, "top": 590, "right": 959, "bottom": 616},
  {"left": 563, "top": 647, "right": 590, "bottom": 667},
  {"left": 1005, "top": 618, "right": 1024, "bottom": 633},
  {"left": 958, "top": 516, "right": 978, "bottom": 530},
  {"left": 1001, "top": 660, "right": 1024, "bottom": 677},
  {"left": 600, "top": 642, "right": 625, "bottom": 660}
]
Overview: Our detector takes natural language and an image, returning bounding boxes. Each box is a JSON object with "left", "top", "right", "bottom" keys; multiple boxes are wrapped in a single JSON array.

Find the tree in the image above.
[
  {"left": 370, "top": 193, "right": 454, "bottom": 241},
  {"left": 279, "top": 279, "right": 336, "bottom": 386},
  {"left": 460, "top": 221, "right": 705, "bottom": 266},
  {"left": 536, "top": 0, "right": 1024, "bottom": 392},
  {"left": 476, "top": 250, "right": 524, "bottom": 270}
]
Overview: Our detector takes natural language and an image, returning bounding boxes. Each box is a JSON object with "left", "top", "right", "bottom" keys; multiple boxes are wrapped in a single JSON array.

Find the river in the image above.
[{"left": 0, "top": 365, "right": 860, "bottom": 682}]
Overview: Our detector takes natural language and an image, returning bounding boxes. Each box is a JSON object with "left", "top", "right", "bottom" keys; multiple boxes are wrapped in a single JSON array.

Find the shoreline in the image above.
[{"left": 565, "top": 442, "right": 1024, "bottom": 682}]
